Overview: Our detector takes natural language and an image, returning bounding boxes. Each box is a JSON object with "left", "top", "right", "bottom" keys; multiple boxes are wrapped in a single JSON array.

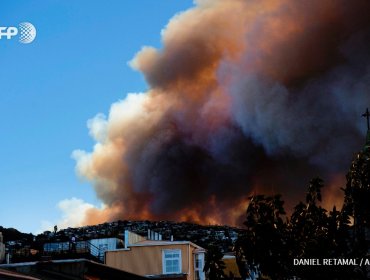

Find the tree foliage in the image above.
[
  {"left": 204, "top": 244, "right": 227, "bottom": 279},
  {"left": 235, "top": 152, "right": 370, "bottom": 280},
  {"left": 239, "top": 194, "right": 288, "bottom": 280}
]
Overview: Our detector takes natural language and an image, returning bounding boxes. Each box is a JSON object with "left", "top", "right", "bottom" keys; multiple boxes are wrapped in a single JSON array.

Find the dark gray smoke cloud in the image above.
[{"left": 73, "top": 0, "right": 370, "bottom": 226}]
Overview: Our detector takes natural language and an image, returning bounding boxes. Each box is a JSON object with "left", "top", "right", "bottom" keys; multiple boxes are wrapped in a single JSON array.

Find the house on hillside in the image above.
[{"left": 105, "top": 230, "right": 206, "bottom": 280}]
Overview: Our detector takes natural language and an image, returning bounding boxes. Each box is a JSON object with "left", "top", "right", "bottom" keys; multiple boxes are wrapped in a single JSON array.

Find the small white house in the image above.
[
  {"left": 43, "top": 237, "right": 123, "bottom": 262},
  {"left": 43, "top": 241, "right": 70, "bottom": 253},
  {"left": 89, "top": 237, "right": 122, "bottom": 261}
]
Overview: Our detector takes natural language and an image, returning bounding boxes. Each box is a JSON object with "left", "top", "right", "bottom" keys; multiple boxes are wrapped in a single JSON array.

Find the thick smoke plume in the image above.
[{"left": 73, "top": 0, "right": 370, "bottom": 226}]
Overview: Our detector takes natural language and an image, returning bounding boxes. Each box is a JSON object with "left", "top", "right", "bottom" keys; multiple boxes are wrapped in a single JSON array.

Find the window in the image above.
[
  {"left": 194, "top": 253, "right": 205, "bottom": 280},
  {"left": 195, "top": 254, "right": 202, "bottom": 269},
  {"left": 195, "top": 253, "right": 201, "bottom": 280},
  {"left": 162, "top": 249, "right": 182, "bottom": 274}
]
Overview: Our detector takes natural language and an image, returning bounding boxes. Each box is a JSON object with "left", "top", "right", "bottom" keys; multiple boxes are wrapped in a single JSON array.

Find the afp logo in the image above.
[{"left": 0, "top": 22, "right": 37, "bottom": 44}]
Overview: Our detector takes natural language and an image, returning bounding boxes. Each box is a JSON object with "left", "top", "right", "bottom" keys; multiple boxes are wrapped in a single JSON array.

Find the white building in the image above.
[
  {"left": 89, "top": 237, "right": 122, "bottom": 262},
  {"left": 43, "top": 237, "right": 123, "bottom": 262}
]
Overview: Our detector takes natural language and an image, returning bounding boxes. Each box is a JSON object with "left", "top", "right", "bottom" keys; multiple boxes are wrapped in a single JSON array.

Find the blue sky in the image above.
[{"left": 0, "top": 0, "right": 194, "bottom": 233}]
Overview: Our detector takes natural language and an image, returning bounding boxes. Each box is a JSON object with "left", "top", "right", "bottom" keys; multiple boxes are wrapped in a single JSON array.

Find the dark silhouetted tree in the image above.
[
  {"left": 237, "top": 194, "right": 288, "bottom": 280},
  {"left": 342, "top": 150, "right": 370, "bottom": 258},
  {"left": 204, "top": 245, "right": 226, "bottom": 279},
  {"left": 289, "top": 178, "right": 329, "bottom": 259},
  {"left": 234, "top": 127, "right": 370, "bottom": 279}
]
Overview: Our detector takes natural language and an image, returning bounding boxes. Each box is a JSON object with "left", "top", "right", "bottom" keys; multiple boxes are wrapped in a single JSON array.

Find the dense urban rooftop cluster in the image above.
[
  {"left": 45, "top": 220, "right": 240, "bottom": 252},
  {"left": 1, "top": 220, "right": 242, "bottom": 262}
]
